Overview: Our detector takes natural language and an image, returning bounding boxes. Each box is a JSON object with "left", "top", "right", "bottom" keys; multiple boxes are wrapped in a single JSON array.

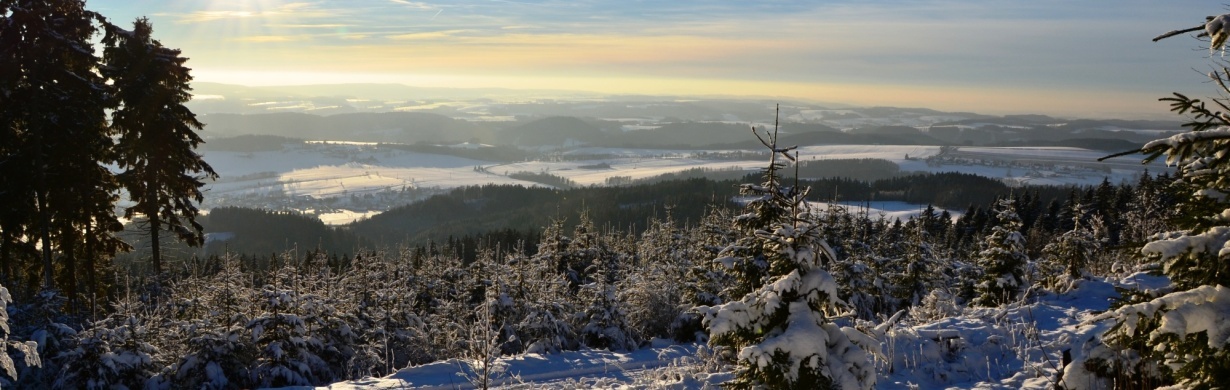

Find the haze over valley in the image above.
[{"left": 188, "top": 83, "right": 1176, "bottom": 228}]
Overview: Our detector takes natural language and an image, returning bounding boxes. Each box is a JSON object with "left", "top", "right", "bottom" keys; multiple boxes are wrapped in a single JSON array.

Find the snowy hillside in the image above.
[{"left": 295, "top": 273, "right": 1168, "bottom": 390}]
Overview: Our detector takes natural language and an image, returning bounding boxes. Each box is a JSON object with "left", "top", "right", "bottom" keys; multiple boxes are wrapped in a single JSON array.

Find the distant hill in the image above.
[
  {"left": 348, "top": 179, "right": 738, "bottom": 246},
  {"left": 201, "top": 112, "right": 496, "bottom": 143},
  {"left": 602, "top": 121, "right": 840, "bottom": 149},
  {"left": 498, "top": 116, "right": 604, "bottom": 146}
]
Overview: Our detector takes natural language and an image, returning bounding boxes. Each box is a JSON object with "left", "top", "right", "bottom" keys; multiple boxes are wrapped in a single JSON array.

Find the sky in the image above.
[{"left": 88, "top": 0, "right": 1222, "bottom": 119}]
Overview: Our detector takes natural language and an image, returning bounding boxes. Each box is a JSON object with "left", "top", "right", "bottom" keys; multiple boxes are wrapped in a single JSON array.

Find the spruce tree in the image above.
[
  {"left": 0, "top": 0, "right": 120, "bottom": 294},
  {"left": 698, "top": 111, "right": 874, "bottom": 389},
  {"left": 1039, "top": 202, "right": 1101, "bottom": 292},
  {"left": 1064, "top": 16, "right": 1230, "bottom": 388},
  {"left": 972, "top": 198, "right": 1028, "bottom": 307},
  {"left": 102, "top": 18, "right": 217, "bottom": 275}
]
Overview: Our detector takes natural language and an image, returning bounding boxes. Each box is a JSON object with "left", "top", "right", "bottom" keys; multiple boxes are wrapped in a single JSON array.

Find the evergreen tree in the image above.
[
  {"left": 1039, "top": 202, "right": 1102, "bottom": 292},
  {"left": 0, "top": 0, "right": 121, "bottom": 294},
  {"left": 166, "top": 257, "right": 258, "bottom": 389},
  {"left": 247, "top": 284, "right": 330, "bottom": 387},
  {"left": 972, "top": 198, "right": 1028, "bottom": 306},
  {"left": 698, "top": 115, "right": 874, "bottom": 389},
  {"left": 53, "top": 299, "right": 160, "bottom": 390},
  {"left": 569, "top": 215, "right": 636, "bottom": 351},
  {"left": 624, "top": 213, "right": 693, "bottom": 342},
  {"left": 890, "top": 221, "right": 942, "bottom": 308},
  {"left": 1065, "top": 18, "right": 1230, "bottom": 388},
  {"left": 342, "top": 252, "right": 426, "bottom": 377},
  {"left": 102, "top": 18, "right": 217, "bottom": 275},
  {"left": 516, "top": 246, "right": 577, "bottom": 354}
]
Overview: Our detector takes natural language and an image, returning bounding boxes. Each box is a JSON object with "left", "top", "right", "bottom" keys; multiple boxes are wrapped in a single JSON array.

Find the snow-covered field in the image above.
[
  {"left": 811, "top": 201, "right": 964, "bottom": 222},
  {"left": 287, "top": 273, "right": 1168, "bottom": 390},
  {"left": 200, "top": 142, "right": 1162, "bottom": 224}
]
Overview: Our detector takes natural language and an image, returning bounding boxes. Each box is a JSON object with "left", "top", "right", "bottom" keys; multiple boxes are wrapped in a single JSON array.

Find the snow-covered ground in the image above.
[
  {"left": 811, "top": 201, "right": 964, "bottom": 222},
  {"left": 288, "top": 273, "right": 1168, "bottom": 390}
]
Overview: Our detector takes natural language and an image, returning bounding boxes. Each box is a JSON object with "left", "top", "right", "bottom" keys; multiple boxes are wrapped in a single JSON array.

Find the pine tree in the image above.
[
  {"left": 53, "top": 299, "right": 160, "bottom": 390},
  {"left": 1063, "top": 17, "right": 1230, "bottom": 388},
  {"left": 247, "top": 285, "right": 330, "bottom": 387},
  {"left": 1039, "top": 202, "right": 1101, "bottom": 292},
  {"left": 972, "top": 198, "right": 1028, "bottom": 307},
  {"left": 623, "top": 214, "right": 691, "bottom": 342},
  {"left": 516, "top": 246, "right": 577, "bottom": 354},
  {"left": 698, "top": 112, "right": 874, "bottom": 390},
  {"left": 569, "top": 214, "right": 637, "bottom": 351},
  {"left": 343, "top": 252, "right": 426, "bottom": 377},
  {"left": 102, "top": 18, "right": 217, "bottom": 275},
  {"left": 890, "top": 221, "right": 942, "bottom": 308},
  {"left": 0, "top": 0, "right": 122, "bottom": 295}
]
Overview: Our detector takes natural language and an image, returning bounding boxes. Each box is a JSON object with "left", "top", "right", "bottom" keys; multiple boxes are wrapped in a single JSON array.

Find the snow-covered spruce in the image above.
[
  {"left": 54, "top": 299, "right": 159, "bottom": 390},
  {"left": 247, "top": 287, "right": 331, "bottom": 387},
  {"left": 1038, "top": 202, "right": 1104, "bottom": 293},
  {"left": 1063, "top": 35, "right": 1230, "bottom": 388},
  {"left": 973, "top": 198, "right": 1029, "bottom": 307},
  {"left": 698, "top": 122, "right": 874, "bottom": 390}
]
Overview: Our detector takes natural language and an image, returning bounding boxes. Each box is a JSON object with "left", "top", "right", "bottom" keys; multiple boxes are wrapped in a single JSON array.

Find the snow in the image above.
[
  {"left": 1142, "top": 127, "right": 1230, "bottom": 164},
  {"left": 1141, "top": 227, "right": 1230, "bottom": 261},
  {"left": 279, "top": 344, "right": 703, "bottom": 389},
  {"left": 281, "top": 273, "right": 1153, "bottom": 390},
  {"left": 811, "top": 201, "right": 964, "bottom": 222},
  {"left": 1091, "top": 284, "right": 1230, "bottom": 350},
  {"left": 1208, "top": 14, "right": 1230, "bottom": 54}
]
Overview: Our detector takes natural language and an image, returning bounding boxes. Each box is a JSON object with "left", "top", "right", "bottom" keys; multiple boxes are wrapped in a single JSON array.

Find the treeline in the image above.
[
  {"left": 198, "top": 134, "right": 302, "bottom": 153},
  {"left": 349, "top": 179, "right": 733, "bottom": 248},
  {"left": 188, "top": 171, "right": 1152, "bottom": 268},
  {"left": 375, "top": 142, "right": 534, "bottom": 163},
  {"left": 506, "top": 171, "right": 580, "bottom": 189},
  {"left": 794, "top": 158, "right": 900, "bottom": 181}
]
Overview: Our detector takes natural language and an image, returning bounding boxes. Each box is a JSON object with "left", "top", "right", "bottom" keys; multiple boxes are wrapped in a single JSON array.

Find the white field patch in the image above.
[
  {"left": 317, "top": 209, "right": 383, "bottom": 225},
  {"left": 809, "top": 201, "right": 964, "bottom": 222},
  {"left": 203, "top": 144, "right": 536, "bottom": 199},
  {"left": 494, "top": 157, "right": 764, "bottom": 186}
]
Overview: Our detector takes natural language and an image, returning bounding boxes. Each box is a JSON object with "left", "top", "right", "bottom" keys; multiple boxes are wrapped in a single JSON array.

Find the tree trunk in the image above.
[
  {"left": 35, "top": 129, "right": 53, "bottom": 290},
  {"left": 37, "top": 191, "right": 52, "bottom": 290},
  {"left": 62, "top": 222, "right": 77, "bottom": 312},
  {"left": 86, "top": 221, "right": 97, "bottom": 320},
  {"left": 0, "top": 229, "right": 10, "bottom": 285},
  {"left": 149, "top": 210, "right": 161, "bottom": 276}
]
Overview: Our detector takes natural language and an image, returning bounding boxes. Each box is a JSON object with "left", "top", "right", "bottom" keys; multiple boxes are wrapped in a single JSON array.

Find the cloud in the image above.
[
  {"left": 233, "top": 35, "right": 301, "bottom": 43},
  {"left": 269, "top": 24, "right": 352, "bottom": 29},
  {"left": 388, "top": 0, "right": 435, "bottom": 9},
  {"left": 167, "top": 2, "right": 339, "bottom": 24},
  {"left": 169, "top": 10, "right": 257, "bottom": 23},
  {"left": 387, "top": 30, "right": 471, "bottom": 40}
]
